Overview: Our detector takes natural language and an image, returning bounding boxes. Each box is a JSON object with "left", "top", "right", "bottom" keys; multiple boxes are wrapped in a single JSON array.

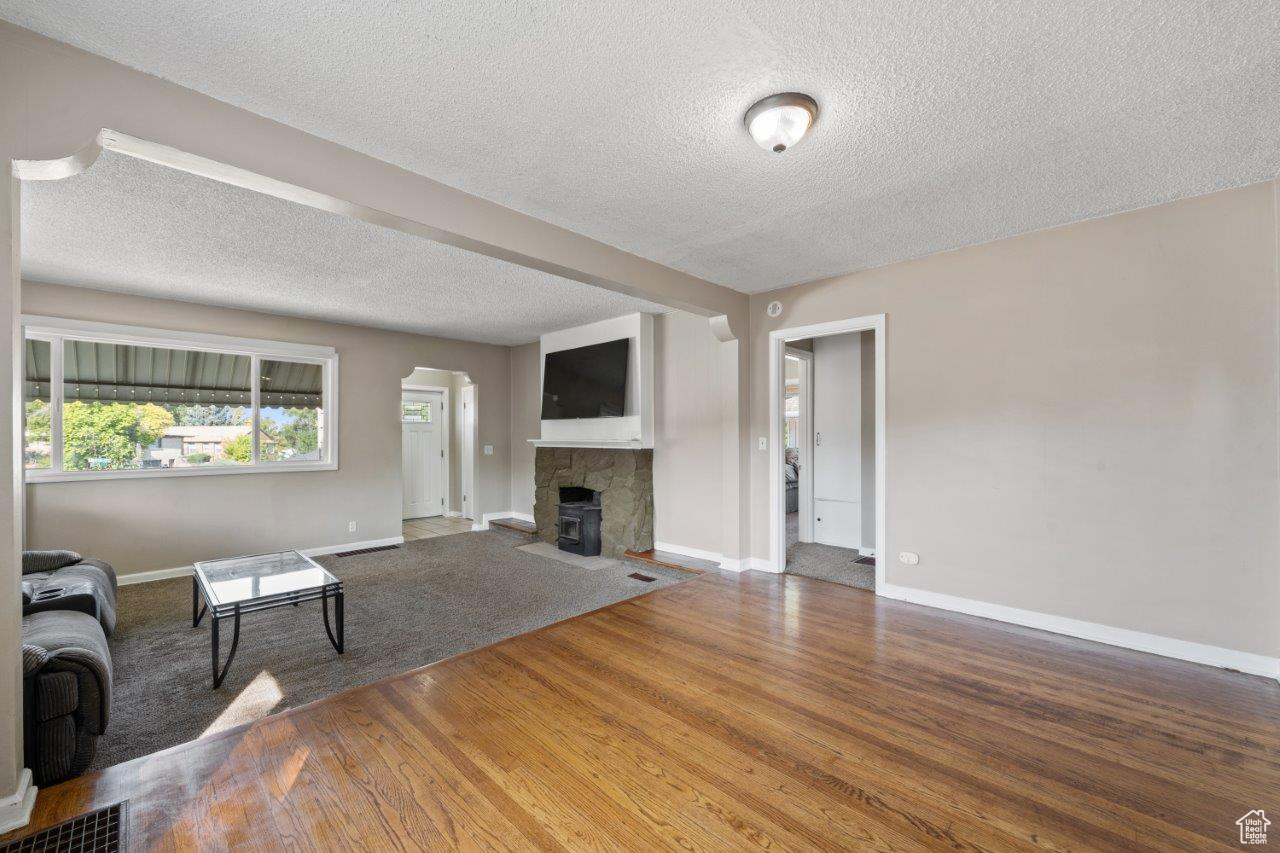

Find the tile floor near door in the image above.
[{"left": 402, "top": 516, "right": 473, "bottom": 541}]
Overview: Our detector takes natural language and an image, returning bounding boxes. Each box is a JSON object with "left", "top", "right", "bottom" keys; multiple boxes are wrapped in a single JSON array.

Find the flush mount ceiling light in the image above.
[{"left": 744, "top": 92, "right": 819, "bottom": 153}]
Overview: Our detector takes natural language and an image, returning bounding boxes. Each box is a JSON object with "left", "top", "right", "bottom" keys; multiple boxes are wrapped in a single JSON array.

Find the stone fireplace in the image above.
[{"left": 533, "top": 447, "right": 654, "bottom": 558}]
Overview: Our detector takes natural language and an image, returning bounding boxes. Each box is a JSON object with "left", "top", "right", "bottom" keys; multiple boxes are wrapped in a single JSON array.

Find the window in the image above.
[
  {"left": 400, "top": 400, "right": 433, "bottom": 422},
  {"left": 24, "top": 339, "right": 52, "bottom": 470},
  {"left": 23, "top": 318, "right": 337, "bottom": 481},
  {"left": 260, "top": 359, "right": 326, "bottom": 462}
]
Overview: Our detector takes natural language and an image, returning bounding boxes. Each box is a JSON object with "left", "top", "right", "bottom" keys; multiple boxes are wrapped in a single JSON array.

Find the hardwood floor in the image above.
[{"left": 8, "top": 571, "right": 1278, "bottom": 850}]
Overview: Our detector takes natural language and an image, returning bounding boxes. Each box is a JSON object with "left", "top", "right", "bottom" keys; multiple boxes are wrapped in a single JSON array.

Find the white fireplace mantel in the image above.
[{"left": 528, "top": 439, "right": 645, "bottom": 449}]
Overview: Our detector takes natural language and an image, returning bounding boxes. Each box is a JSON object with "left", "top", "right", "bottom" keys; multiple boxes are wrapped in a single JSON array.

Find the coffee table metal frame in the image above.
[{"left": 192, "top": 550, "right": 344, "bottom": 689}]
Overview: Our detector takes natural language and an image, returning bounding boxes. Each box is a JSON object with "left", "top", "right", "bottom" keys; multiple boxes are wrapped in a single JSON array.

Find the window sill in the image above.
[{"left": 24, "top": 461, "right": 338, "bottom": 483}]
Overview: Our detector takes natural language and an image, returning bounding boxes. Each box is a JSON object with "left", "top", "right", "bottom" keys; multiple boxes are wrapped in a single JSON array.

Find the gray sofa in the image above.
[
  {"left": 22, "top": 550, "right": 118, "bottom": 636},
  {"left": 20, "top": 550, "right": 116, "bottom": 785},
  {"left": 784, "top": 449, "right": 800, "bottom": 514}
]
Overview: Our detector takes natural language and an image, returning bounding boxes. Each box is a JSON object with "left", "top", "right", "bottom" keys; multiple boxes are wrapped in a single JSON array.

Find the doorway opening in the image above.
[
  {"left": 401, "top": 368, "right": 477, "bottom": 542},
  {"left": 769, "top": 316, "right": 885, "bottom": 592}
]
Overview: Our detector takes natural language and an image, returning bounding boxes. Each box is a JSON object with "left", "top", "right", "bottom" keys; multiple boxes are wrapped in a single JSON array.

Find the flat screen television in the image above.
[{"left": 541, "top": 338, "right": 629, "bottom": 420}]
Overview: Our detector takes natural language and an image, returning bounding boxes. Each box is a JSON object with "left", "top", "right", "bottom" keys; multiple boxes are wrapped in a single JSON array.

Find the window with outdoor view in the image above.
[
  {"left": 24, "top": 338, "right": 52, "bottom": 470},
  {"left": 23, "top": 321, "right": 336, "bottom": 479},
  {"left": 259, "top": 359, "right": 325, "bottom": 462}
]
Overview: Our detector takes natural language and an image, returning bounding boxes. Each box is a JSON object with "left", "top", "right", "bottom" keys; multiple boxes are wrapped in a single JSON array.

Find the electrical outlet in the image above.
[
  {"left": 348, "top": 521, "right": 357, "bottom": 533},
  {"left": 483, "top": 445, "right": 494, "bottom": 455},
  {"left": 898, "top": 551, "right": 919, "bottom": 566}
]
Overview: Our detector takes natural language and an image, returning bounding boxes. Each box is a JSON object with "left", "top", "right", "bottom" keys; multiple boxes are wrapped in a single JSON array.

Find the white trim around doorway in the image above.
[
  {"left": 461, "top": 384, "right": 478, "bottom": 525},
  {"left": 768, "top": 315, "right": 886, "bottom": 590}
]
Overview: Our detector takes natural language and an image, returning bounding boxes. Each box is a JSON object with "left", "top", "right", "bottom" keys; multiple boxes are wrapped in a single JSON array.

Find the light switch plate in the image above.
[
  {"left": 758, "top": 437, "right": 767, "bottom": 450},
  {"left": 483, "top": 445, "right": 494, "bottom": 455}
]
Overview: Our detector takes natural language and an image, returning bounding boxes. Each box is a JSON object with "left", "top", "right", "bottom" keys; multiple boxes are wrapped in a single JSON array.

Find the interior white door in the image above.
[
  {"left": 813, "top": 334, "right": 863, "bottom": 549},
  {"left": 402, "top": 391, "right": 444, "bottom": 519}
]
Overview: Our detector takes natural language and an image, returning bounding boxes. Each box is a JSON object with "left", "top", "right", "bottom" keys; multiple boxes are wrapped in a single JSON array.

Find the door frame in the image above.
[
  {"left": 402, "top": 384, "right": 449, "bottom": 518},
  {"left": 460, "top": 384, "right": 478, "bottom": 524},
  {"left": 783, "top": 346, "right": 815, "bottom": 543},
  {"left": 769, "top": 315, "right": 886, "bottom": 589}
]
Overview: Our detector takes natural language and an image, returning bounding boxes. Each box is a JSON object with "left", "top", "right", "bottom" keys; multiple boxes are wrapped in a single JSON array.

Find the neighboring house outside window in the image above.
[{"left": 150, "top": 425, "right": 277, "bottom": 467}]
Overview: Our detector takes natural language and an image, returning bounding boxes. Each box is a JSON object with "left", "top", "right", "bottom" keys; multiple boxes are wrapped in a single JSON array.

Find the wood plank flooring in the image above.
[{"left": 8, "top": 571, "right": 1278, "bottom": 850}]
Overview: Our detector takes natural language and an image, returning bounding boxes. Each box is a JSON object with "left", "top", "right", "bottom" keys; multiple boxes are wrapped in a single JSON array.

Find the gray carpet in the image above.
[
  {"left": 95, "top": 530, "right": 691, "bottom": 770},
  {"left": 786, "top": 541, "right": 875, "bottom": 592}
]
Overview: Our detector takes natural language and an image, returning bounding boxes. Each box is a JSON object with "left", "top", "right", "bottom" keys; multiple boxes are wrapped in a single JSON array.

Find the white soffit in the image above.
[
  {"left": 19, "top": 152, "right": 667, "bottom": 346},
  {"left": 3, "top": 2, "right": 1279, "bottom": 292}
]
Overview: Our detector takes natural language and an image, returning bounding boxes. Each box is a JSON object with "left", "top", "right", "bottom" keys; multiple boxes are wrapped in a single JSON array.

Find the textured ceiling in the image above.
[
  {"left": 20, "top": 152, "right": 667, "bottom": 346},
  {"left": 4, "top": 2, "right": 1279, "bottom": 293}
]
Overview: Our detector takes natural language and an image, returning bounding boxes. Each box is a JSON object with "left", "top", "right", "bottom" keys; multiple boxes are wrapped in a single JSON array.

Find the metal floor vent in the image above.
[
  {"left": 335, "top": 544, "right": 400, "bottom": 558},
  {"left": 627, "top": 572, "right": 657, "bottom": 583},
  {"left": 1, "top": 801, "right": 126, "bottom": 853}
]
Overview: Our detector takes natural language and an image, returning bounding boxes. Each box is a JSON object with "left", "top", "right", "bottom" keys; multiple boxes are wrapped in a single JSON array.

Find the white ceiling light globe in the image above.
[{"left": 744, "top": 93, "right": 818, "bottom": 153}]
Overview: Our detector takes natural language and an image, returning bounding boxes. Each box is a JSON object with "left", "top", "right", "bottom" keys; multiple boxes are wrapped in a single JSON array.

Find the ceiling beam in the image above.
[{"left": 1, "top": 20, "right": 747, "bottom": 325}]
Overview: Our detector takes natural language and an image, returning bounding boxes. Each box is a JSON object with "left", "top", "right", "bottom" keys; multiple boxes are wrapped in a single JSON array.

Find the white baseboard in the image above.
[
  {"left": 0, "top": 769, "right": 36, "bottom": 834},
  {"left": 118, "top": 564, "right": 192, "bottom": 585},
  {"left": 117, "top": 536, "right": 406, "bottom": 586},
  {"left": 653, "top": 541, "right": 723, "bottom": 565},
  {"left": 878, "top": 582, "right": 1280, "bottom": 680},
  {"left": 445, "top": 510, "right": 464, "bottom": 518},
  {"left": 301, "top": 536, "right": 405, "bottom": 557},
  {"left": 716, "top": 557, "right": 780, "bottom": 574}
]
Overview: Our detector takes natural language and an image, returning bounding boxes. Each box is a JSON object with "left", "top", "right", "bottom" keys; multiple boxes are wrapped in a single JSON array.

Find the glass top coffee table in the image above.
[{"left": 193, "top": 550, "right": 344, "bottom": 688}]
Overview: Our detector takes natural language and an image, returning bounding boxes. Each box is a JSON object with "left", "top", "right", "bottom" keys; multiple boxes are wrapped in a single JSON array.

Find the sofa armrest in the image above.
[
  {"left": 22, "top": 611, "right": 112, "bottom": 733},
  {"left": 22, "top": 643, "right": 51, "bottom": 677},
  {"left": 22, "top": 550, "right": 83, "bottom": 575}
]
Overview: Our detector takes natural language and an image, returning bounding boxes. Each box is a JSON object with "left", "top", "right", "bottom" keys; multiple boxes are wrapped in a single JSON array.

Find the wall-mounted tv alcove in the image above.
[{"left": 531, "top": 313, "right": 654, "bottom": 448}]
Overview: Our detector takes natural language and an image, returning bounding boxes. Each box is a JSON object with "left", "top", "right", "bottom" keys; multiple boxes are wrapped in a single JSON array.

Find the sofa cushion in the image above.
[
  {"left": 22, "top": 550, "right": 83, "bottom": 575},
  {"left": 22, "top": 559, "right": 119, "bottom": 635}
]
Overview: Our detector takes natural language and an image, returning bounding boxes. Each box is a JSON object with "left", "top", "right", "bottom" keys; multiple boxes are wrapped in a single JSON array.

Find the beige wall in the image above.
[
  {"left": 508, "top": 312, "right": 726, "bottom": 555},
  {"left": 750, "top": 181, "right": 1280, "bottom": 658},
  {"left": 23, "top": 282, "right": 513, "bottom": 572},
  {"left": 508, "top": 342, "right": 540, "bottom": 516},
  {"left": 652, "top": 312, "right": 724, "bottom": 553},
  {"left": 403, "top": 366, "right": 467, "bottom": 514}
]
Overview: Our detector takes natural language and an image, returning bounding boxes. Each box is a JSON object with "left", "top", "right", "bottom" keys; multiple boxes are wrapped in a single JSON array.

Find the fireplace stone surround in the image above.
[{"left": 533, "top": 447, "right": 654, "bottom": 558}]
